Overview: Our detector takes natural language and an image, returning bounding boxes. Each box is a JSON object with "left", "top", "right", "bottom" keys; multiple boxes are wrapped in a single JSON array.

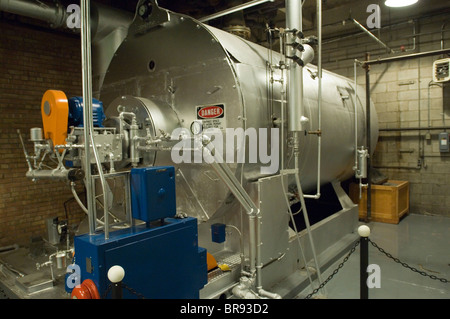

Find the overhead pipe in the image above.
[
  {"left": 352, "top": 18, "right": 394, "bottom": 54},
  {"left": 0, "top": 0, "right": 132, "bottom": 38},
  {"left": 379, "top": 126, "right": 450, "bottom": 132},
  {"left": 0, "top": 0, "right": 67, "bottom": 28},
  {"left": 363, "top": 48, "right": 450, "bottom": 66},
  {"left": 199, "top": 0, "right": 274, "bottom": 23}
]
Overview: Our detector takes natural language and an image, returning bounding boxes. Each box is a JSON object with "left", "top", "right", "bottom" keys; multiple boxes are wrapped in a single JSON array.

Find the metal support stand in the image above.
[
  {"left": 108, "top": 265, "right": 125, "bottom": 299},
  {"left": 358, "top": 225, "right": 370, "bottom": 299},
  {"left": 111, "top": 282, "right": 122, "bottom": 299}
]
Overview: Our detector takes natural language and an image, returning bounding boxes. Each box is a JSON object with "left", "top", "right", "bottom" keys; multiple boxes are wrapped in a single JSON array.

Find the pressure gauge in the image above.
[{"left": 190, "top": 120, "right": 203, "bottom": 135}]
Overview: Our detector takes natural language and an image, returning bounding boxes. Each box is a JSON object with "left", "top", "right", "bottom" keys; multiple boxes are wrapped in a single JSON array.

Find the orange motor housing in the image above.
[
  {"left": 41, "top": 90, "right": 69, "bottom": 149},
  {"left": 71, "top": 279, "right": 101, "bottom": 299}
]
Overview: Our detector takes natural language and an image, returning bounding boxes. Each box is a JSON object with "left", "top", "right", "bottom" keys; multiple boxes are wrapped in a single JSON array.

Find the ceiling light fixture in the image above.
[{"left": 385, "top": 0, "right": 419, "bottom": 8}]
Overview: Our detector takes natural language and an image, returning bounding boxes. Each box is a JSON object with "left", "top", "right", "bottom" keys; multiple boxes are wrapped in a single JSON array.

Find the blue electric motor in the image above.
[{"left": 68, "top": 96, "right": 105, "bottom": 128}]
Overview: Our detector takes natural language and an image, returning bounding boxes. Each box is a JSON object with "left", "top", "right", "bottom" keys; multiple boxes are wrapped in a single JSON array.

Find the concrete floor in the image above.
[{"left": 296, "top": 213, "right": 450, "bottom": 299}]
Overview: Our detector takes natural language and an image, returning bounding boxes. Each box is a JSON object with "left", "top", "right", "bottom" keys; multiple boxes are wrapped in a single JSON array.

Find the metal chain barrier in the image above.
[
  {"left": 101, "top": 284, "right": 111, "bottom": 299},
  {"left": 304, "top": 240, "right": 360, "bottom": 299},
  {"left": 99, "top": 233, "right": 447, "bottom": 300},
  {"left": 122, "top": 283, "right": 146, "bottom": 299},
  {"left": 368, "top": 238, "right": 449, "bottom": 284},
  {"left": 304, "top": 233, "right": 449, "bottom": 300}
]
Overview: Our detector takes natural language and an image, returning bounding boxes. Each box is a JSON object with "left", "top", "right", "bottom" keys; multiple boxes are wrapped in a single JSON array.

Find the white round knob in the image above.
[
  {"left": 358, "top": 225, "right": 371, "bottom": 237},
  {"left": 107, "top": 265, "right": 125, "bottom": 283}
]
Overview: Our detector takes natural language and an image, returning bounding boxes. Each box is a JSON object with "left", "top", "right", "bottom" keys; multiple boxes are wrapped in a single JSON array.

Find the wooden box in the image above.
[{"left": 349, "top": 180, "right": 409, "bottom": 224}]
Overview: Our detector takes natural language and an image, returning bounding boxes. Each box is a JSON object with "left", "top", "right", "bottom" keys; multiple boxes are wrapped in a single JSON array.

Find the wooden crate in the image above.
[{"left": 349, "top": 180, "right": 409, "bottom": 224}]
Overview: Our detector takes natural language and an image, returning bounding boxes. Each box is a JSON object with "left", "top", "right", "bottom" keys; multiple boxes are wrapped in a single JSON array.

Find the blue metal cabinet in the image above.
[{"left": 73, "top": 217, "right": 207, "bottom": 299}]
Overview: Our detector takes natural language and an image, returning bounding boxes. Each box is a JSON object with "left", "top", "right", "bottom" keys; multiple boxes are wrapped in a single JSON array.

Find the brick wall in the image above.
[
  {"left": 318, "top": 14, "right": 450, "bottom": 217},
  {"left": 0, "top": 19, "right": 86, "bottom": 247}
]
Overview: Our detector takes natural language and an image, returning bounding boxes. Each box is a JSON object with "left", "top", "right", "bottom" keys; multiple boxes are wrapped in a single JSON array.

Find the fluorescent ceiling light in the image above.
[{"left": 385, "top": 0, "right": 419, "bottom": 7}]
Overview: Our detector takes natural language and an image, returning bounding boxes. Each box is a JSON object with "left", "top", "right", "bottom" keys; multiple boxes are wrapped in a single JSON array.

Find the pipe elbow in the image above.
[{"left": 258, "top": 288, "right": 282, "bottom": 299}]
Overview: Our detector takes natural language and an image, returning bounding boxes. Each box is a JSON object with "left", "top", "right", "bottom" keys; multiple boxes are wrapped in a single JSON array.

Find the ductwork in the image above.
[
  {"left": 0, "top": 0, "right": 133, "bottom": 95},
  {"left": 0, "top": 0, "right": 68, "bottom": 28}
]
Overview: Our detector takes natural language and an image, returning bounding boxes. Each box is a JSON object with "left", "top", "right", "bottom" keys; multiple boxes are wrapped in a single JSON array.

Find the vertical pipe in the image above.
[
  {"left": 80, "top": 0, "right": 95, "bottom": 235},
  {"left": 255, "top": 213, "right": 262, "bottom": 290},
  {"left": 315, "top": 0, "right": 322, "bottom": 197},
  {"left": 286, "top": 0, "right": 304, "bottom": 132},
  {"left": 354, "top": 60, "right": 359, "bottom": 173},
  {"left": 81, "top": 0, "right": 109, "bottom": 239},
  {"left": 364, "top": 53, "right": 371, "bottom": 222},
  {"left": 279, "top": 32, "right": 287, "bottom": 172}
]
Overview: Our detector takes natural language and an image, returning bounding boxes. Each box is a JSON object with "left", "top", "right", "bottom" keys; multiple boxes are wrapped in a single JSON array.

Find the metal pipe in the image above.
[
  {"left": 198, "top": 0, "right": 274, "bottom": 23},
  {"left": 280, "top": 33, "right": 286, "bottom": 172},
  {"left": 26, "top": 168, "right": 71, "bottom": 181},
  {"left": 417, "top": 56, "right": 422, "bottom": 165},
  {"left": 352, "top": 19, "right": 394, "bottom": 54},
  {"left": 363, "top": 49, "right": 450, "bottom": 66},
  {"left": 316, "top": 0, "right": 322, "bottom": 198},
  {"left": 80, "top": 0, "right": 95, "bottom": 236},
  {"left": 202, "top": 137, "right": 258, "bottom": 265},
  {"left": 201, "top": 137, "right": 273, "bottom": 297},
  {"left": 354, "top": 60, "right": 359, "bottom": 174},
  {"left": 286, "top": 0, "right": 306, "bottom": 132},
  {"left": 379, "top": 126, "right": 450, "bottom": 132},
  {"left": 226, "top": 225, "right": 244, "bottom": 274},
  {"left": 428, "top": 81, "right": 443, "bottom": 130},
  {"left": 322, "top": 18, "right": 418, "bottom": 45},
  {"left": 373, "top": 165, "right": 421, "bottom": 170},
  {"left": 304, "top": 0, "right": 322, "bottom": 200},
  {"left": 364, "top": 53, "right": 371, "bottom": 222},
  {"left": 71, "top": 182, "right": 89, "bottom": 215},
  {"left": 441, "top": 20, "right": 449, "bottom": 57},
  {"left": 0, "top": 0, "right": 67, "bottom": 28},
  {"left": 81, "top": 0, "right": 111, "bottom": 239}
]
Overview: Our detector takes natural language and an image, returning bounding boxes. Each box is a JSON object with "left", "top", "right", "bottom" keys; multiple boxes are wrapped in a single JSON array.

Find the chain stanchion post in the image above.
[
  {"left": 358, "top": 225, "right": 370, "bottom": 299},
  {"left": 108, "top": 265, "right": 125, "bottom": 299}
]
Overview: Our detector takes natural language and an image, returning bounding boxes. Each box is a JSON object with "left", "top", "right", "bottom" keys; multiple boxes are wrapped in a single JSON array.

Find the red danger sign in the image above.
[{"left": 197, "top": 105, "right": 224, "bottom": 119}]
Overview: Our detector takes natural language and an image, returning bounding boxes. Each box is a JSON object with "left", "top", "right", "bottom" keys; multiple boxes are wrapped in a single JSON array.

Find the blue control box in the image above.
[
  {"left": 130, "top": 166, "right": 176, "bottom": 222},
  {"left": 73, "top": 217, "right": 207, "bottom": 299},
  {"left": 211, "top": 223, "right": 226, "bottom": 243}
]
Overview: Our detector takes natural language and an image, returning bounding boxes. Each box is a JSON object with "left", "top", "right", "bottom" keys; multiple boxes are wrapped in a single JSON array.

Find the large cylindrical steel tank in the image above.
[{"left": 99, "top": 7, "right": 378, "bottom": 221}]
